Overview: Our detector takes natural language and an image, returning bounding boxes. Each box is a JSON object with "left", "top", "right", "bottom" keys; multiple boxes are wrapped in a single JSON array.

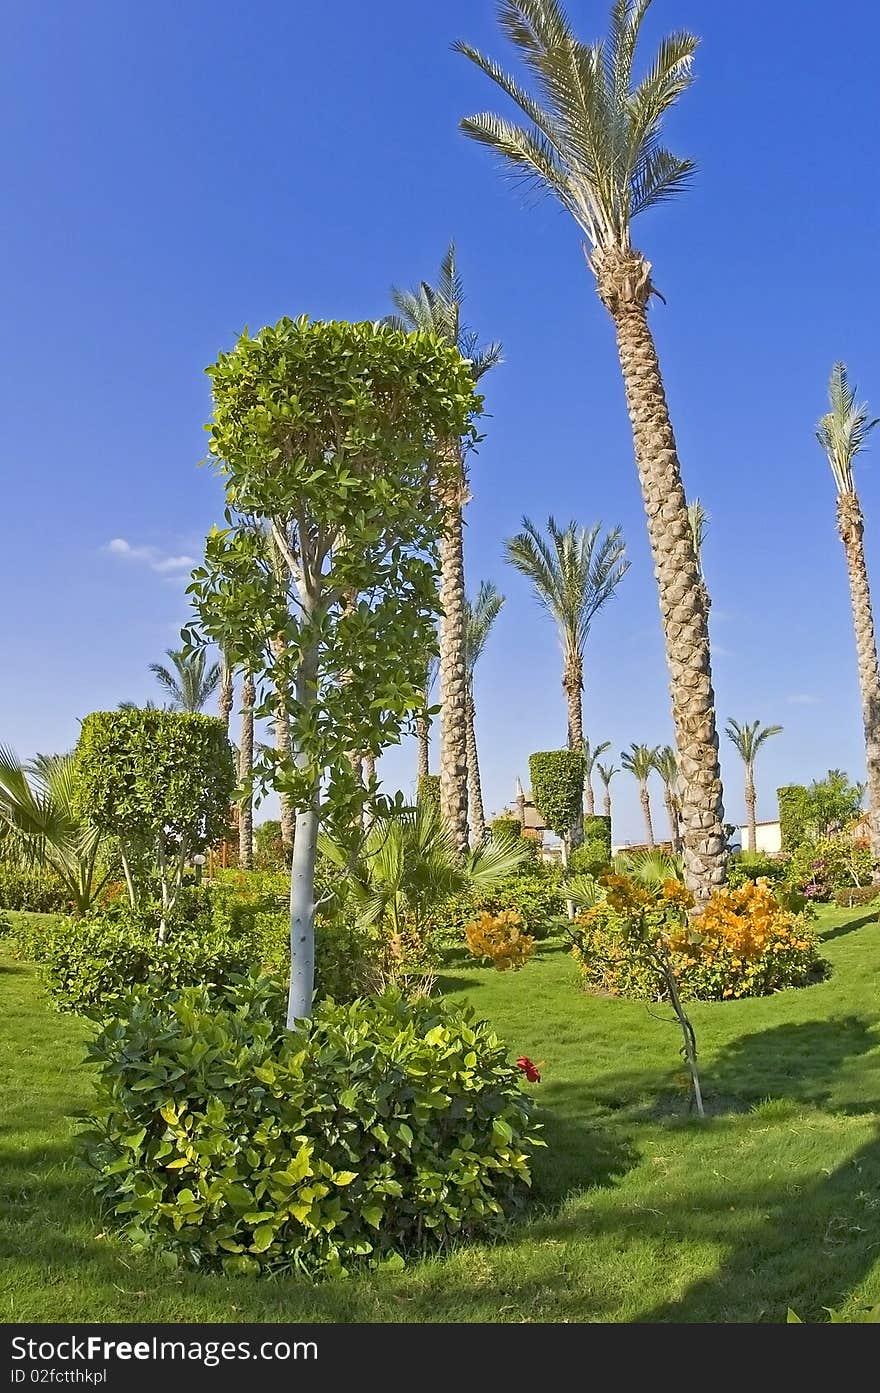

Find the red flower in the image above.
[{"left": 516, "top": 1055, "right": 541, "bottom": 1083}]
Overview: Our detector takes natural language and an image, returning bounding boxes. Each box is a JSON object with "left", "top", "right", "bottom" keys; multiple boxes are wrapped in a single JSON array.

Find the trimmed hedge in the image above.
[
  {"left": 529, "top": 751, "right": 585, "bottom": 840},
  {"left": 832, "top": 885, "right": 880, "bottom": 909},
  {"left": 417, "top": 775, "right": 440, "bottom": 809},
  {"left": 0, "top": 863, "right": 74, "bottom": 914},
  {"left": 82, "top": 978, "right": 541, "bottom": 1278}
]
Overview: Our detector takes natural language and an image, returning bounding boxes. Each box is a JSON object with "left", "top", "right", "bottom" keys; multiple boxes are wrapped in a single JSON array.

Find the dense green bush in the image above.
[
  {"left": 568, "top": 838, "right": 612, "bottom": 878},
  {"left": 32, "top": 912, "right": 257, "bottom": 1015},
  {"left": 416, "top": 774, "right": 440, "bottom": 809},
  {"left": 783, "top": 833, "right": 875, "bottom": 900},
  {"left": 583, "top": 815, "right": 612, "bottom": 851},
  {"left": 832, "top": 885, "right": 880, "bottom": 909},
  {"left": 726, "top": 851, "right": 786, "bottom": 889},
  {"left": 436, "top": 871, "right": 565, "bottom": 943},
  {"left": 0, "top": 863, "right": 75, "bottom": 914},
  {"left": 82, "top": 977, "right": 541, "bottom": 1278},
  {"left": 254, "top": 820, "right": 286, "bottom": 870},
  {"left": 489, "top": 817, "right": 522, "bottom": 843},
  {"left": 529, "top": 750, "right": 586, "bottom": 841}
]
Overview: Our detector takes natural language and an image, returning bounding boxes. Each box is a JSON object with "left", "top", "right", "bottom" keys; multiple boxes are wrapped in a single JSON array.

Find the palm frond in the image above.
[
  {"left": 506, "top": 515, "right": 629, "bottom": 659},
  {"left": 816, "top": 362, "right": 879, "bottom": 495},
  {"left": 150, "top": 647, "right": 221, "bottom": 713},
  {"left": 725, "top": 719, "right": 783, "bottom": 772},
  {"left": 389, "top": 242, "right": 502, "bottom": 385},
  {"left": 457, "top": 0, "right": 698, "bottom": 253},
  {"left": 621, "top": 741, "right": 660, "bottom": 782},
  {"left": 465, "top": 580, "right": 506, "bottom": 677}
]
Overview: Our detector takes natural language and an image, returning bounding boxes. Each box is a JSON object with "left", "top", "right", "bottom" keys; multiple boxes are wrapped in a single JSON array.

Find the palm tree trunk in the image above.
[
  {"left": 665, "top": 792, "right": 682, "bottom": 854},
  {"left": 219, "top": 659, "right": 234, "bottom": 736},
  {"left": 584, "top": 776, "right": 596, "bottom": 818},
  {"left": 415, "top": 712, "right": 430, "bottom": 780},
  {"left": 270, "top": 635, "right": 295, "bottom": 854},
  {"left": 238, "top": 672, "right": 255, "bottom": 870},
  {"left": 465, "top": 690, "right": 485, "bottom": 847},
  {"left": 640, "top": 784, "right": 655, "bottom": 849},
  {"left": 745, "top": 778, "right": 757, "bottom": 855},
  {"left": 603, "top": 788, "right": 612, "bottom": 821},
  {"left": 838, "top": 491, "right": 880, "bottom": 863},
  {"left": 438, "top": 452, "right": 469, "bottom": 855},
  {"left": 595, "top": 248, "right": 726, "bottom": 904}
]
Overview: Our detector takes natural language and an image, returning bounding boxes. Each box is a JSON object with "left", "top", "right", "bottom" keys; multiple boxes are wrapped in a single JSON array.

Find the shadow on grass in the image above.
[
  {"left": 820, "top": 911, "right": 879, "bottom": 944},
  {"left": 634, "top": 1126, "right": 880, "bottom": 1322}
]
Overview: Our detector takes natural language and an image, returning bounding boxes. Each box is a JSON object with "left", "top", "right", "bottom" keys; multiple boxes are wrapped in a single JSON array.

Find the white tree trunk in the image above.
[{"left": 287, "top": 799, "right": 318, "bottom": 1027}]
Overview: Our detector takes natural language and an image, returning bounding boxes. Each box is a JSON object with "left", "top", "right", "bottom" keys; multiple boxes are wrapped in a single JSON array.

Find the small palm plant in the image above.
[
  {"left": 464, "top": 581, "right": 506, "bottom": 845},
  {"left": 597, "top": 759, "right": 619, "bottom": 823},
  {"left": 817, "top": 363, "right": 880, "bottom": 862},
  {"left": 149, "top": 647, "right": 221, "bottom": 713},
  {"left": 0, "top": 749, "right": 110, "bottom": 913},
  {"left": 724, "top": 719, "right": 783, "bottom": 855},
  {"left": 456, "top": 0, "right": 727, "bottom": 902},
  {"left": 390, "top": 244, "right": 502, "bottom": 855},
  {"left": 583, "top": 738, "right": 611, "bottom": 818},
  {"left": 319, "top": 802, "right": 528, "bottom": 980},
  {"left": 654, "top": 745, "right": 682, "bottom": 854},
  {"left": 505, "top": 516, "right": 628, "bottom": 756},
  {"left": 688, "top": 498, "right": 711, "bottom": 614},
  {"left": 622, "top": 743, "right": 660, "bottom": 848}
]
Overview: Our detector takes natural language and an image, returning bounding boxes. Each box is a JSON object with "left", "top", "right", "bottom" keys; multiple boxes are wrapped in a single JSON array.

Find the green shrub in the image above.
[
  {"left": 0, "top": 863, "right": 73, "bottom": 914},
  {"left": 82, "top": 977, "right": 541, "bottom": 1278},
  {"left": 436, "top": 871, "right": 565, "bottom": 943},
  {"left": 583, "top": 815, "right": 612, "bottom": 851},
  {"left": 528, "top": 750, "right": 586, "bottom": 840},
  {"left": 416, "top": 774, "right": 440, "bottom": 809},
  {"left": 34, "top": 912, "right": 257, "bottom": 1016},
  {"left": 726, "top": 851, "right": 786, "bottom": 889},
  {"left": 568, "top": 838, "right": 612, "bottom": 878},
  {"left": 254, "top": 820, "right": 286, "bottom": 870},
  {"left": 778, "top": 785, "right": 809, "bottom": 852},
  {"left": 832, "top": 885, "right": 880, "bottom": 909},
  {"left": 0, "top": 910, "right": 69, "bottom": 961},
  {"left": 489, "top": 817, "right": 522, "bottom": 843},
  {"left": 783, "top": 833, "right": 875, "bottom": 899}
]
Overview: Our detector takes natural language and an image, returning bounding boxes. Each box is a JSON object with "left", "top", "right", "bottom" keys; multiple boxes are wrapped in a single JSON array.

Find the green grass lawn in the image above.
[{"left": 3, "top": 904, "right": 880, "bottom": 1323}]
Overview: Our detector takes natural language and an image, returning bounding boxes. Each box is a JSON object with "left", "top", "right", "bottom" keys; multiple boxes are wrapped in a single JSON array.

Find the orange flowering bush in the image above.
[
  {"left": 465, "top": 910, "right": 535, "bottom": 971},
  {"left": 672, "top": 878, "right": 824, "bottom": 1000},
  {"left": 571, "top": 875, "right": 823, "bottom": 1003}
]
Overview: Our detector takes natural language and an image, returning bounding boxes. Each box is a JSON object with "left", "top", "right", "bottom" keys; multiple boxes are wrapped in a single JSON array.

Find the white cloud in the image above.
[
  {"left": 104, "top": 538, "right": 195, "bottom": 576},
  {"left": 787, "top": 693, "right": 820, "bottom": 706}
]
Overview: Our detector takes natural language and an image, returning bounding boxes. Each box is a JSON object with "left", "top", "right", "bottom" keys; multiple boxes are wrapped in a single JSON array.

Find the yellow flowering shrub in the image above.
[
  {"left": 465, "top": 910, "right": 535, "bottom": 971},
  {"left": 571, "top": 875, "right": 824, "bottom": 1002}
]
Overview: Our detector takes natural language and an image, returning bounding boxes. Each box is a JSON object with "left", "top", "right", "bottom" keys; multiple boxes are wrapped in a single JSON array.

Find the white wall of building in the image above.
[{"left": 738, "top": 821, "right": 782, "bottom": 855}]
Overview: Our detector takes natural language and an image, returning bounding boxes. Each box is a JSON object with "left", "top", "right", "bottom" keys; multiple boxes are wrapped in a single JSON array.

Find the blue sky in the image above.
[{"left": 2, "top": 0, "right": 880, "bottom": 842}]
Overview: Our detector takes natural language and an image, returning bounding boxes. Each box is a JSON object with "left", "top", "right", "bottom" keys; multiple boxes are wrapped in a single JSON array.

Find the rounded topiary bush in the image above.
[{"left": 82, "top": 976, "right": 542, "bottom": 1278}]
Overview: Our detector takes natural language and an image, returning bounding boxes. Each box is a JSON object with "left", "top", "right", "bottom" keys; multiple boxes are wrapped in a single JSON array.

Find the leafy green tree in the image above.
[
  {"left": 529, "top": 749, "right": 586, "bottom": 867},
  {"left": 390, "top": 244, "right": 502, "bottom": 854},
  {"left": 724, "top": 719, "right": 783, "bottom": 854},
  {"left": 816, "top": 363, "right": 880, "bottom": 863},
  {"left": 75, "top": 710, "right": 235, "bottom": 939},
  {"left": 622, "top": 743, "right": 661, "bottom": 848},
  {"left": 464, "top": 580, "right": 505, "bottom": 845},
  {"left": 0, "top": 748, "right": 110, "bottom": 913},
  {"left": 583, "top": 738, "right": 611, "bottom": 818},
  {"left": 456, "top": 0, "right": 727, "bottom": 903},
  {"left": 150, "top": 647, "right": 221, "bottom": 712},
  {"left": 189, "top": 316, "right": 480, "bottom": 1025}
]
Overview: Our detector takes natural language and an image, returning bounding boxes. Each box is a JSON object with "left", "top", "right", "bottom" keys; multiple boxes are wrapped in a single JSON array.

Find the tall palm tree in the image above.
[
  {"left": 415, "top": 655, "right": 439, "bottom": 782},
  {"left": 238, "top": 672, "right": 255, "bottom": 869},
  {"left": 817, "top": 362, "right": 880, "bottom": 863},
  {"left": 218, "top": 652, "right": 234, "bottom": 735},
  {"left": 597, "top": 760, "right": 619, "bottom": 823},
  {"left": 655, "top": 744, "right": 682, "bottom": 854},
  {"left": 390, "top": 244, "right": 503, "bottom": 855},
  {"left": 505, "top": 516, "right": 628, "bottom": 840},
  {"left": 149, "top": 647, "right": 221, "bottom": 713},
  {"left": 464, "top": 580, "right": 506, "bottom": 846},
  {"left": 0, "top": 749, "right": 110, "bottom": 913},
  {"left": 622, "top": 743, "right": 660, "bottom": 848},
  {"left": 724, "top": 719, "right": 783, "bottom": 855},
  {"left": 456, "top": 0, "right": 727, "bottom": 903},
  {"left": 583, "top": 738, "right": 611, "bottom": 818}
]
